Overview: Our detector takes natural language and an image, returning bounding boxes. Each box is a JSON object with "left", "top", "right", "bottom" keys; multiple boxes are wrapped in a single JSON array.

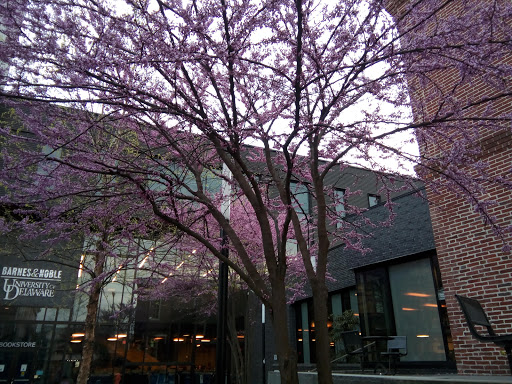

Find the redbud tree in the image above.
[{"left": 0, "top": 0, "right": 511, "bottom": 383}]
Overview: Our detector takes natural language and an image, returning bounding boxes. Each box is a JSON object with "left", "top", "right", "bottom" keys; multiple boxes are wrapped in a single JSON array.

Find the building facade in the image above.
[
  {"left": 0, "top": 151, "right": 425, "bottom": 384},
  {"left": 292, "top": 189, "right": 455, "bottom": 372}
]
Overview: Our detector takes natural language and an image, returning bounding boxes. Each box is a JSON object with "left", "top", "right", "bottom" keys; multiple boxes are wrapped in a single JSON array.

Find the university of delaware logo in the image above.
[{"left": 1, "top": 266, "right": 62, "bottom": 301}]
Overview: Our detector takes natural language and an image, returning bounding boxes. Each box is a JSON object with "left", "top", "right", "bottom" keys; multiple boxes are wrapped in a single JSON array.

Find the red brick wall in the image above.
[
  {"left": 384, "top": 0, "right": 512, "bottom": 375},
  {"left": 428, "top": 142, "right": 512, "bottom": 374}
]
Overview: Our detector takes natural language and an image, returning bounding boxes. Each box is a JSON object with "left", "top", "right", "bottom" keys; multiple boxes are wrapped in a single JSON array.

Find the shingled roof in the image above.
[{"left": 325, "top": 188, "right": 435, "bottom": 292}]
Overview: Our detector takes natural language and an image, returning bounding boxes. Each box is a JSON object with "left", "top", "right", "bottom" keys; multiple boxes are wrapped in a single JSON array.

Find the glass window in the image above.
[
  {"left": 57, "top": 308, "right": 70, "bottom": 322},
  {"left": 331, "top": 294, "right": 343, "bottom": 317},
  {"left": 36, "top": 308, "right": 46, "bottom": 322},
  {"left": 37, "top": 145, "right": 62, "bottom": 175},
  {"left": 149, "top": 300, "right": 161, "bottom": 320},
  {"left": 356, "top": 268, "right": 395, "bottom": 336},
  {"left": 388, "top": 258, "right": 446, "bottom": 361},
  {"left": 301, "top": 302, "right": 311, "bottom": 364},
  {"left": 334, "top": 189, "right": 345, "bottom": 228},
  {"left": 290, "top": 182, "right": 309, "bottom": 216},
  {"left": 45, "top": 308, "right": 57, "bottom": 322},
  {"left": 356, "top": 257, "right": 450, "bottom": 363},
  {"left": 368, "top": 194, "right": 381, "bottom": 207},
  {"left": 286, "top": 239, "right": 298, "bottom": 256}
]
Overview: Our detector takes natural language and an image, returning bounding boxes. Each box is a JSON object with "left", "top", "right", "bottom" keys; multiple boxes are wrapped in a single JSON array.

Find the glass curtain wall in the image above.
[
  {"left": 388, "top": 258, "right": 446, "bottom": 361},
  {"left": 295, "top": 288, "right": 358, "bottom": 364},
  {"left": 356, "top": 268, "right": 395, "bottom": 336},
  {"left": 356, "top": 256, "right": 452, "bottom": 363}
]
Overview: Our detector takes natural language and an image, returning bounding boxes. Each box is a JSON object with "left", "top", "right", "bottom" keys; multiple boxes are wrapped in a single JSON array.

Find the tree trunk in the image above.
[
  {"left": 270, "top": 281, "right": 299, "bottom": 384},
  {"left": 76, "top": 250, "right": 106, "bottom": 384},
  {"left": 311, "top": 280, "right": 333, "bottom": 384},
  {"left": 227, "top": 299, "right": 245, "bottom": 384}
]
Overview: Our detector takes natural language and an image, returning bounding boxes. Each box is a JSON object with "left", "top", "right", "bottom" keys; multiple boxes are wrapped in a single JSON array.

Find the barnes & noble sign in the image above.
[{"left": 1, "top": 266, "right": 63, "bottom": 301}]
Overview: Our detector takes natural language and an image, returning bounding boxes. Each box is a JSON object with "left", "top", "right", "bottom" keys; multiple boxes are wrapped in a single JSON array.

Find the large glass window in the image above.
[
  {"left": 356, "top": 268, "right": 395, "bottom": 336},
  {"left": 296, "top": 288, "right": 359, "bottom": 364},
  {"left": 356, "top": 257, "right": 452, "bottom": 363},
  {"left": 388, "top": 258, "right": 446, "bottom": 361}
]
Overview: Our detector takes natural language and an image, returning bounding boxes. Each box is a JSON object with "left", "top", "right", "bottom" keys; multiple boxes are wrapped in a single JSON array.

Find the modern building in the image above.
[
  {"left": 290, "top": 188, "right": 455, "bottom": 373},
  {"left": 0, "top": 125, "right": 433, "bottom": 384}
]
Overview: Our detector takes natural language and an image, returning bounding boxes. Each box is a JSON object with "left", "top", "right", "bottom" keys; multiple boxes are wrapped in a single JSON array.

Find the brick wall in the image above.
[
  {"left": 428, "top": 142, "right": 512, "bottom": 374},
  {"left": 384, "top": 0, "right": 512, "bottom": 375}
]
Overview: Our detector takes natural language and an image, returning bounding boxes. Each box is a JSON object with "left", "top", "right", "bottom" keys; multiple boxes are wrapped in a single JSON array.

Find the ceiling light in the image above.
[{"left": 405, "top": 292, "right": 431, "bottom": 297}]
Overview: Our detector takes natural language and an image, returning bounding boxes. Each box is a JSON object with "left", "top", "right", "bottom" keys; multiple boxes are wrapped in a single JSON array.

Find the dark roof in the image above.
[{"left": 326, "top": 188, "right": 435, "bottom": 292}]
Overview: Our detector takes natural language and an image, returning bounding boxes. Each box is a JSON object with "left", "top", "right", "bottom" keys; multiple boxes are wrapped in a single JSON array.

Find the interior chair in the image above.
[
  {"left": 341, "top": 330, "right": 367, "bottom": 371},
  {"left": 380, "top": 336, "right": 407, "bottom": 374},
  {"left": 456, "top": 294, "right": 512, "bottom": 372}
]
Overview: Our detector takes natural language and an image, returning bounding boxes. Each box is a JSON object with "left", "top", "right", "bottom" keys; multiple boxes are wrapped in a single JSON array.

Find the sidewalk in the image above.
[
  {"left": 330, "top": 373, "right": 512, "bottom": 383},
  {"left": 268, "top": 371, "right": 512, "bottom": 384}
]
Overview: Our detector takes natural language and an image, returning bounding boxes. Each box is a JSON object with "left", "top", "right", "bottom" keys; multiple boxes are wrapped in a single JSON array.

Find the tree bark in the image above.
[
  {"left": 76, "top": 246, "right": 106, "bottom": 384},
  {"left": 311, "top": 280, "right": 333, "bottom": 384},
  {"left": 227, "top": 298, "right": 245, "bottom": 384},
  {"left": 270, "top": 281, "right": 299, "bottom": 384}
]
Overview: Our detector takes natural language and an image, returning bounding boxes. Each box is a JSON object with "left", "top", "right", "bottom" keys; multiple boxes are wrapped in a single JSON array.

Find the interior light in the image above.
[
  {"left": 154, "top": 337, "right": 164, "bottom": 341},
  {"left": 402, "top": 307, "right": 417, "bottom": 311},
  {"left": 201, "top": 339, "right": 211, "bottom": 343},
  {"left": 107, "top": 337, "right": 118, "bottom": 341},
  {"left": 416, "top": 335, "right": 430, "bottom": 338},
  {"left": 78, "top": 254, "right": 85, "bottom": 278},
  {"left": 115, "top": 334, "right": 127, "bottom": 338},
  {"left": 405, "top": 292, "right": 431, "bottom": 297},
  {"left": 202, "top": 269, "right": 213, "bottom": 277},
  {"left": 138, "top": 255, "right": 149, "bottom": 269},
  {"left": 424, "top": 303, "right": 438, "bottom": 307},
  {"left": 70, "top": 339, "right": 82, "bottom": 343},
  {"left": 196, "top": 335, "right": 204, "bottom": 339},
  {"left": 72, "top": 333, "right": 85, "bottom": 337}
]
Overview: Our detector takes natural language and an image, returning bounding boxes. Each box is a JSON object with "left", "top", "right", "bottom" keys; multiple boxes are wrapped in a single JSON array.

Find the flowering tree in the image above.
[
  {"left": 0, "top": 106, "right": 183, "bottom": 384},
  {"left": 0, "top": 0, "right": 511, "bottom": 384}
]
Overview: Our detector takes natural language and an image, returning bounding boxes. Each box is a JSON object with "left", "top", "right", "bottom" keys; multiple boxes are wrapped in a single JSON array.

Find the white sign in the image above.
[
  {"left": 1, "top": 266, "right": 62, "bottom": 301},
  {"left": 0, "top": 342, "right": 36, "bottom": 348},
  {"left": 20, "top": 364, "right": 27, "bottom": 372}
]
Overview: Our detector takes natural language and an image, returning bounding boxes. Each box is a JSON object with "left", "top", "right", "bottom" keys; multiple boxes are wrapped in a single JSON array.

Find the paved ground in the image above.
[
  {"left": 330, "top": 373, "right": 512, "bottom": 383},
  {"left": 268, "top": 371, "right": 512, "bottom": 384}
]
